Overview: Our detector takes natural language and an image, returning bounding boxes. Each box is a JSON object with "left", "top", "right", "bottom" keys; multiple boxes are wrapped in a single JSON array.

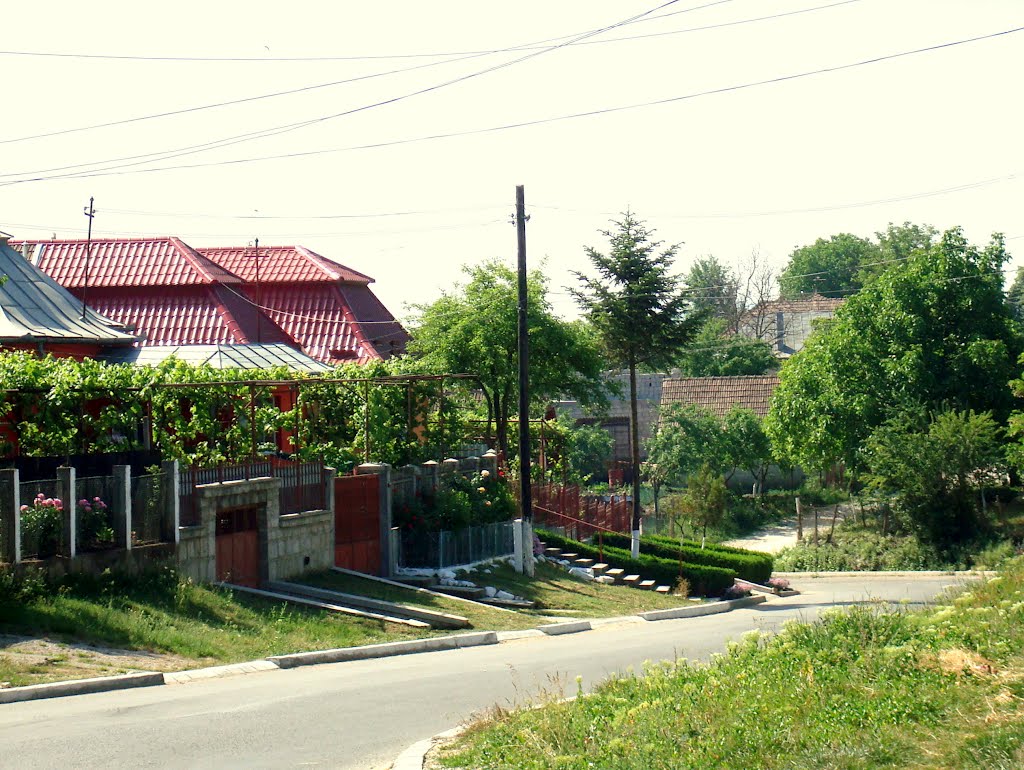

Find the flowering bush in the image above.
[
  {"left": 721, "top": 584, "right": 752, "bottom": 601},
  {"left": 20, "top": 493, "right": 64, "bottom": 557},
  {"left": 79, "top": 496, "right": 114, "bottom": 549},
  {"left": 767, "top": 577, "right": 791, "bottom": 593}
]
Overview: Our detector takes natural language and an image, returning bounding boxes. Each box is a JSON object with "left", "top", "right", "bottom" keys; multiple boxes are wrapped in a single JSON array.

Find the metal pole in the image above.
[
  {"left": 515, "top": 185, "right": 533, "bottom": 576},
  {"left": 82, "top": 197, "right": 95, "bottom": 319}
]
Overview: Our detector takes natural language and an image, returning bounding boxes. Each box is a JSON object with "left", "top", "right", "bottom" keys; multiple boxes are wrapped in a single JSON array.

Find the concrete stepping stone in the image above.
[
  {"left": 559, "top": 553, "right": 579, "bottom": 561},
  {"left": 638, "top": 579, "right": 656, "bottom": 591},
  {"left": 655, "top": 585, "right": 671, "bottom": 594},
  {"left": 572, "top": 558, "right": 595, "bottom": 568},
  {"left": 623, "top": 574, "right": 641, "bottom": 587},
  {"left": 605, "top": 568, "right": 625, "bottom": 582},
  {"left": 591, "top": 563, "right": 609, "bottom": 575},
  {"left": 544, "top": 547, "right": 562, "bottom": 558}
]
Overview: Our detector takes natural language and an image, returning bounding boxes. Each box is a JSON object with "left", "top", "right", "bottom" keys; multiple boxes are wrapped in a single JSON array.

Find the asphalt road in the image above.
[{"left": 0, "top": 575, "right": 965, "bottom": 770}]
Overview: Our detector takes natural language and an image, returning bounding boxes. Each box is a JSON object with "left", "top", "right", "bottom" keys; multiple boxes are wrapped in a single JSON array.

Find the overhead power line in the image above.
[
  {"left": 4, "top": 23, "right": 1020, "bottom": 188},
  {"left": 0, "top": 0, "right": 690, "bottom": 179}
]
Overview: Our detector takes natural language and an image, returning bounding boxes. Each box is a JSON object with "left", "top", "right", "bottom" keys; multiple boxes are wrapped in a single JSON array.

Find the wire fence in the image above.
[
  {"left": 131, "top": 472, "right": 165, "bottom": 545},
  {"left": 18, "top": 477, "right": 64, "bottom": 559},
  {"left": 77, "top": 475, "right": 119, "bottom": 552},
  {"left": 531, "top": 482, "right": 632, "bottom": 539},
  {"left": 398, "top": 520, "right": 515, "bottom": 570}
]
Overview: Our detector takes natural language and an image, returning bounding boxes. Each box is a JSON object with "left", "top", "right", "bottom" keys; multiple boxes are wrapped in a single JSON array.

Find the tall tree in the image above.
[
  {"left": 778, "top": 233, "right": 880, "bottom": 299},
  {"left": 572, "top": 212, "right": 704, "bottom": 548},
  {"left": 408, "top": 260, "right": 607, "bottom": 457},
  {"left": 766, "top": 228, "right": 1021, "bottom": 474},
  {"left": 684, "top": 255, "right": 737, "bottom": 323},
  {"left": 675, "top": 318, "right": 775, "bottom": 377}
]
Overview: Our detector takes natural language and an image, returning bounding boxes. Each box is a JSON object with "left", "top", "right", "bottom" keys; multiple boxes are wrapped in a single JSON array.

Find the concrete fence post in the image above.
[
  {"left": 324, "top": 466, "right": 336, "bottom": 514},
  {"left": 480, "top": 451, "right": 498, "bottom": 477},
  {"left": 162, "top": 459, "right": 181, "bottom": 545},
  {"left": 57, "top": 466, "right": 77, "bottom": 558},
  {"left": 0, "top": 468, "right": 21, "bottom": 564},
  {"left": 112, "top": 465, "right": 132, "bottom": 551},
  {"left": 420, "top": 461, "right": 439, "bottom": 495},
  {"left": 441, "top": 458, "right": 459, "bottom": 477},
  {"left": 389, "top": 526, "right": 400, "bottom": 575}
]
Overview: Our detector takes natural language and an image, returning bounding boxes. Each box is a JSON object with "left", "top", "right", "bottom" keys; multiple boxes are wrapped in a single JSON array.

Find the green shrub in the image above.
[
  {"left": 614, "top": 532, "right": 772, "bottom": 583},
  {"left": 537, "top": 529, "right": 736, "bottom": 596}
]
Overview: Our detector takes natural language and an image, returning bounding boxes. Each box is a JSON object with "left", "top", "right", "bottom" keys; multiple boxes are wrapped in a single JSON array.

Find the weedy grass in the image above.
[{"left": 436, "top": 558, "right": 1024, "bottom": 769}]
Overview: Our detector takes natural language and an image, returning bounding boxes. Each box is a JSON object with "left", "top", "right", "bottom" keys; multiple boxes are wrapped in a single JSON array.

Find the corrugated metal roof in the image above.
[
  {"left": 16, "top": 237, "right": 241, "bottom": 288},
  {"left": 660, "top": 375, "right": 780, "bottom": 418},
  {"left": 0, "top": 240, "right": 137, "bottom": 346},
  {"left": 101, "top": 343, "right": 332, "bottom": 373},
  {"left": 337, "top": 284, "right": 409, "bottom": 358},
  {"left": 200, "top": 245, "right": 373, "bottom": 284}
]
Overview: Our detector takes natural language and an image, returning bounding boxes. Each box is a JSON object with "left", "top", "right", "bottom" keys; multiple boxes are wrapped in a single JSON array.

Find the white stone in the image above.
[
  {"left": 484, "top": 586, "right": 497, "bottom": 598},
  {"left": 569, "top": 567, "right": 595, "bottom": 581},
  {"left": 595, "top": 575, "right": 616, "bottom": 584},
  {"left": 496, "top": 590, "right": 515, "bottom": 600}
]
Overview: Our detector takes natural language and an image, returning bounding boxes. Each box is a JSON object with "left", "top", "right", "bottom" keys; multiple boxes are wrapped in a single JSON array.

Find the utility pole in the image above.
[
  {"left": 515, "top": 185, "right": 534, "bottom": 576},
  {"left": 249, "top": 238, "right": 262, "bottom": 344},
  {"left": 82, "top": 197, "right": 95, "bottom": 319}
]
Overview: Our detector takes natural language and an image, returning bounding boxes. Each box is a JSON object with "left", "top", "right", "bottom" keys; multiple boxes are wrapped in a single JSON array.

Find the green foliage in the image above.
[
  {"left": 767, "top": 227, "right": 1020, "bottom": 473},
  {"left": 572, "top": 212, "right": 706, "bottom": 374},
  {"left": 392, "top": 470, "right": 515, "bottom": 533},
  {"left": 536, "top": 528, "right": 737, "bottom": 596},
  {"left": 647, "top": 404, "right": 773, "bottom": 485},
  {"left": 863, "top": 409, "right": 1002, "bottom": 545},
  {"left": 19, "top": 493, "right": 64, "bottom": 557},
  {"left": 553, "top": 415, "right": 614, "bottom": 484},
  {"left": 779, "top": 232, "right": 880, "bottom": 298},
  {"left": 407, "top": 260, "right": 606, "bottom": 457},
  {"left": 441, "top": 560, "right": 1024, "bottom": 770},
  {"left": 601, "top": 531, "right": 773, "bottom": 583},
  {"left": 683, "top": 255, "right": 737, "bottom": 322},
  {"left": 674, "top": 318, "right": 775, "bottom": 377}
]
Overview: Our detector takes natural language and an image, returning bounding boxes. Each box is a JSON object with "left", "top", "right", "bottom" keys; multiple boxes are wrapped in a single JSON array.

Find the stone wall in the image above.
[
  {"left": 272, "top": 510, "right": 333, "bottom": 581},
  {"left": 175, "top": 476, "right": 334, "bottom": 585}
]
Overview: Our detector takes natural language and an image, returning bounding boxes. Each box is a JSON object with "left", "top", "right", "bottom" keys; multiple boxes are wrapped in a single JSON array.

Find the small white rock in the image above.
[
  {"left": 484, "top": 586, "right": 497, "bottom": 598},
  {"left": 496, "top": 590, "right": 515, "bottom": 600}
]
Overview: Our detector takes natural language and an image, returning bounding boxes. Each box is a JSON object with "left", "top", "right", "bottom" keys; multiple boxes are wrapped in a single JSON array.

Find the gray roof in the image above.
[
  {"left": 0, "top": 236, "right": 137, "bottom": 346},
  {"left": 100, "top": 343, "right": 332, "bottom": 373}
]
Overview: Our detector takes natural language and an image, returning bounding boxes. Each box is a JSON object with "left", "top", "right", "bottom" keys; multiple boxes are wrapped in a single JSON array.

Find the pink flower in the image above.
[
  {"left": 35, "top": 492, "right": 45, "bottom": 500},
  {"left": 19, "top": 504, "right": 27, "bottom": 512},
  {"left": 78, "top": 499, "right": 89, "bottom": 507},
  {"left": 93, "top": 497, "right": 101, "bottom": 503},
  {"left": 54, "top": 499, "right": 63, "bottom": 510}
]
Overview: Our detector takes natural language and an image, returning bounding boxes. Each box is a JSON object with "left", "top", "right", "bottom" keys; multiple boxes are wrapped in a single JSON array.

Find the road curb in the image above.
[
  {"left": 772, "top": 570, "right": 995, "bottom": 578},
  {"left": 538, "top": 620, "right": 592, "bottom": 635},
  {"left": 268, "top": 631, "right": 498, "bottom": 669},
  {"left": 639, "top": 594, "right": 766, "bottom": 621},
  {"left": 0, "top": 671, "right": 165, "bottom": 705}
]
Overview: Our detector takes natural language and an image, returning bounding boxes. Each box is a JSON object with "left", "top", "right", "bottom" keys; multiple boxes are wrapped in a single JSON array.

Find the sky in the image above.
[{"left": 1, "top": 0, "right": 1022, "bottom": 322}]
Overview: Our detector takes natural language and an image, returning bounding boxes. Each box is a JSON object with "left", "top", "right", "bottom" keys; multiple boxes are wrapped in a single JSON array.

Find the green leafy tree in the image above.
[
  {"left": 779, "top": 233, "right": 880, "bottom": 299},
  {"left": 408, "top": 260, "right": 607, "bottom": 458},
  {"left": 675, "top": 318, "right": 775, "bottom": 377},
  {"left": 684, "top": 255, "right": 737, "bottom": 322},
  {"left": 560, "top": 418, "right": 614, "bottom": 484},
  {"left": 572, "top": 212, "right": 705, "bottom": 537},
  {"left": 767, "top": 228, "right": 1020, "bottom": 474},
  {"left": 1008, "top": 267, "right": 1024, "bottom": 323},
  {"left": 863, "top": 409, "right": 1002, "bottom": 545},
  {"left": 670, "top": 463, "right": 728, "bottom": 547},
  {"left": 721, "top": 406, "right": 774, "bottom": 491}
]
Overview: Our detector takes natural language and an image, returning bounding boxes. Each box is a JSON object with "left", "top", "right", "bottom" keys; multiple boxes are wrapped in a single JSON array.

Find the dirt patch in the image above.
[{"left": 0, "top": 634, "right": 210, "bottom": 688}]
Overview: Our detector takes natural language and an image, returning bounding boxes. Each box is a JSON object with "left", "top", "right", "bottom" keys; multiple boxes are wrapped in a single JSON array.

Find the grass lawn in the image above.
[
  {"left": 0, "top": 560, "right": 690, "bottom": 688},
  {"left": 435, "top": 559, "right": 1024, "bottom": 769}
]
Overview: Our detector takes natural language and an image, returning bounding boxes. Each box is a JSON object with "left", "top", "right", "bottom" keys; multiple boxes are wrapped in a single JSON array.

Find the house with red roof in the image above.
[{"left": 15, "top": 238, "right": 407, "bottom": 365}]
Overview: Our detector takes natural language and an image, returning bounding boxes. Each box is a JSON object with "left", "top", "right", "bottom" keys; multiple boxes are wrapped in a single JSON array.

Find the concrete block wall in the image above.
[{"left": 271, "top": 510, "right": 333, "bottom": 581}]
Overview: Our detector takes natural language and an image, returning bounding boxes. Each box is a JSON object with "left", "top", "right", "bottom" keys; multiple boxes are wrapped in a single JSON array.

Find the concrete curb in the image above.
[
  {"left": 772, "top": 570, "right": 996, "bottom": 578},
  {"left": 0, "top": 671, "right": 165, "bottom": 705},
  {"left": 268, "top": 631, "right": 498, "bottom": 669},
  {"left": 638, "top": 595, "right": 766, "bottom": 621},
  {"left": 537, "top": 620, "right": 592, "bottom": 636},
  {"left": 164, "top": 659, "right": 280, "bottom": 684},
  {"left": 392, "top": 726, "right": 464, "bottom": 770}
]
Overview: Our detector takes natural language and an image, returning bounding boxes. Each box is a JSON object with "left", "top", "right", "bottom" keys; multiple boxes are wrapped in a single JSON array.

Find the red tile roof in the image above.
[
  {"left": 199, "top": 245, "right": 372, "bottom": 284},
  {"left": 15, "top": 238, "right": 239, "bottom": 288},
  {"left": 83, "top": 287, "right": 293, "bottom": 347},
  {"left": 660, "top": 375, "right": 780, "bottom": 418},
  {"left": 236, "top": 284, "right": 376, "bottom": 364}
]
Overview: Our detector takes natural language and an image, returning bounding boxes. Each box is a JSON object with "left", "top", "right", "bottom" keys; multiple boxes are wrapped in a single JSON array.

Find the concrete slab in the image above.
[
  {"left": 537, "top": 620, "right": 592, "bottom": 636},
  {"left": 0, "top": 672, "right": 165, "bottom": 704}
]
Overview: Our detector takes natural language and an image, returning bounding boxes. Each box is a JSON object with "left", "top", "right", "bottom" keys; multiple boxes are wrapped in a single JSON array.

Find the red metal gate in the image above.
[
  {"left": 216, "top": 505, "right": 260, "bottom": 587},
  {"left": 334, "top": 474, "right": 381, "bottom": 574}
]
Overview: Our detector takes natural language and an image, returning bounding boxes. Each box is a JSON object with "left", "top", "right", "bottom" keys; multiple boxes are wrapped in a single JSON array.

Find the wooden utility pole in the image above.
[
  {"left": 82, "top": 197, "right": 95, "bottom": 319},
  {"left": 515, "top": 184, "right": 534, "bottom": 576}
]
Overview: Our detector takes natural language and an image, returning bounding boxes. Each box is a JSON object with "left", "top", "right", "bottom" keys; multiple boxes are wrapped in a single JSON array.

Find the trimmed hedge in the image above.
[
  {"left": 603, "top": 532, "right": 773, "bottom": 584},
  {"left": 536, "top": 529, "right": 737, "bottom": 597}
]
